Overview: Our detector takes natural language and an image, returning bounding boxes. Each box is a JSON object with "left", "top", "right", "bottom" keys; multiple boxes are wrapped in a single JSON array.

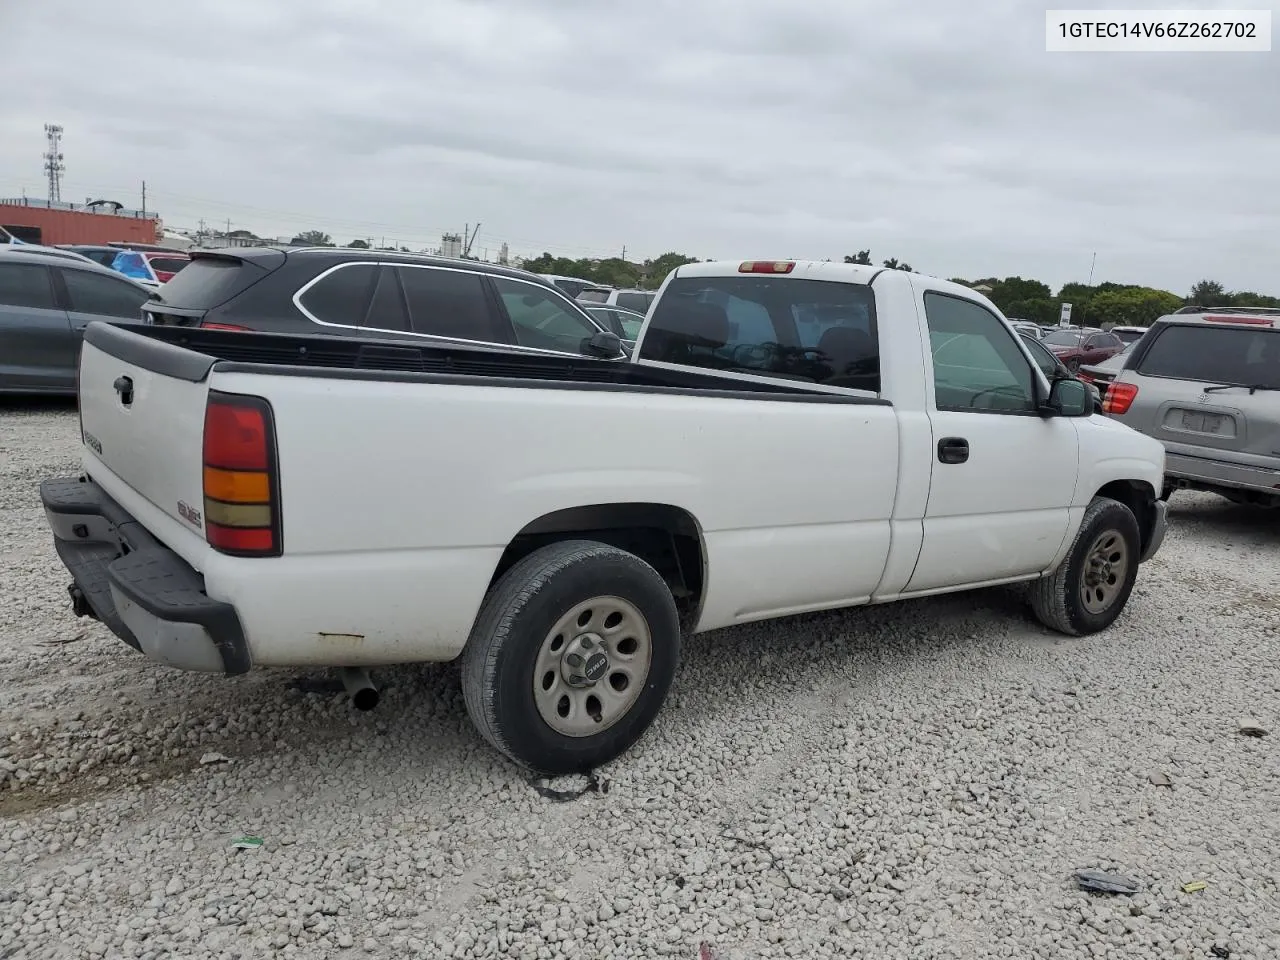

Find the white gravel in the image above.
[{"left": 2, "top": 401, "right": 1279, "bottom": 960}]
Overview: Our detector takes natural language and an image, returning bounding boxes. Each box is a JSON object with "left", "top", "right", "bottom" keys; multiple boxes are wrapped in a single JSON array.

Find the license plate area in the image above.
[{"left": 1171, "top": 409, "right": 1234, "bottom": 436}]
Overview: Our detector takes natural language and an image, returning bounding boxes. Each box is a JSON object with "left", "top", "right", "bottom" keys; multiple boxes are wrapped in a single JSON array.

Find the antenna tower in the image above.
[{"left": 43, "top": 124, "right": 65, "bottom": 202}]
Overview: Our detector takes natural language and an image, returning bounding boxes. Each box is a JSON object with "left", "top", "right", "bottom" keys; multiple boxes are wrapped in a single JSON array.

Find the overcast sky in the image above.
[{"left": 2, "top": 0, "right": 1277, "bottom": 294}]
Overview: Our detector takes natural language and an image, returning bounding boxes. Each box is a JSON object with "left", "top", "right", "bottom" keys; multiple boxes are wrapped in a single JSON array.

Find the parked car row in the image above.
[{"left": 21, "top": 243, "right": 192, "bottom": 289}]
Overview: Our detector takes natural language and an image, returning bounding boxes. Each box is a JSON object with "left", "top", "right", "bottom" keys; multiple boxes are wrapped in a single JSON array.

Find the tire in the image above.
[
  {"left": 1160, "top": 481, "right": 1175, "bottom": 502},
  {"left": 460, "top": 540, "right": 681, "bottom": 775},
  {"left": 1066, "top": 358, "right": 1081, "bottom": 373},
  {"left": 1029, "top": 496, "right": 1141, "bottom": 636}
]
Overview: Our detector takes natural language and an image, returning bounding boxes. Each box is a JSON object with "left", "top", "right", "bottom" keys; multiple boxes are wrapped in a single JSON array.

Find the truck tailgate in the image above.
[{"left": 78, "top": 324, "right": 211, "bottom": 543}]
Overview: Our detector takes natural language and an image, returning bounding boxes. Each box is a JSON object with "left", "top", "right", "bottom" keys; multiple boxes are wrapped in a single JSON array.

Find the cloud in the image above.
[{"left": 1, "top": 0, "right": 1277, "bottom": 292}]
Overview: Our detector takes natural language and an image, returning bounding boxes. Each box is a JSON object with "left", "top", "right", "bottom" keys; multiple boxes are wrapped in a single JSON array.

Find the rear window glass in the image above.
[
  {"left": 640, "top": 276, "right": 880, "bottom": 391},
  {"left": 146, "top": 257, "right": 190, "bottom": 274},
  {"left": 576, "top": 289, "right": 608, "bottom": 303},
  {"left": 1043, "top": 330, "right": 1087, "bottom": 347},
  {"left": 1138, "top": 325, "right": 1280, "bottom": 388},
  {"left": 616, "top": 291, "right": 654, "bottom": 313},
  {"left": 151, "top": 257, "right": 263, "bottom": 308}
]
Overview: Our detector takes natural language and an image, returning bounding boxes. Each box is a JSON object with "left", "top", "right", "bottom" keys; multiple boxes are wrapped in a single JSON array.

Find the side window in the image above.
[
  {"left": 397, "top": 266, "right": 495, "bottom": 340},
  {"left": 62, "top": 268, "right": 151, "bottom": 318},
  {"left": 924, "top": 292, "right": 1037, "bottom": 413},
  {"left": 492, "top": 277, "right": 598, "bottom": 353},
  {"left": 296, "top": 263, "right": 377, "bottom": 326},
  {"left": 0, "top": 262, "right": 56, "bottom": 309},
  {"left": 361, "top": 266, "right": 410, "bottom": 332},
  {"left": 615, "top": 291, "right": 652, "bottom": 313}
]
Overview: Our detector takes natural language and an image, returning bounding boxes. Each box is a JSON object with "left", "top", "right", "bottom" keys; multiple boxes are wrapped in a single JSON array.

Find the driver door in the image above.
[{"left": 905, "top": 288, "right": 1080, "bottom": 593}]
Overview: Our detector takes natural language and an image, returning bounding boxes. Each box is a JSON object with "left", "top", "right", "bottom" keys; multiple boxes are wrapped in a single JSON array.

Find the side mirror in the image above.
[
  {"left": 1046, "top": 377, "right": 1092, "bottom": 417},
  {"left": 580, "top": 330, "right": 624, "bottom": 359}
]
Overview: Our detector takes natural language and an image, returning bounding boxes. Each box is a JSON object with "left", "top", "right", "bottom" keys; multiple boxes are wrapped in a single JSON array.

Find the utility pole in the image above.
[
  {"left": 621, "top": 245, "right": 626, "bottom": 262},
  {"left": 141, "top": 180, "right": 147, "bottom": 217}
]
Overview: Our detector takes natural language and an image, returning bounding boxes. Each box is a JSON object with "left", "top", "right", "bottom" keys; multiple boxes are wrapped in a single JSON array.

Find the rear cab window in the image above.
[
  {"left": 1136, "top": 323, "right": 1280, "bottom": 388},
  {"left": 639, "top": 275, "right": 880, "bottom": 392}
]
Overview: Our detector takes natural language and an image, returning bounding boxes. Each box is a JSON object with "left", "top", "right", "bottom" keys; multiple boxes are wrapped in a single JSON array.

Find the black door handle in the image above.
[
  {"left": 938, "top": 437, "right": 969, "bottom": 464},
  {"left": 113, "top": 375, "right": 134, "bottom": 405}
]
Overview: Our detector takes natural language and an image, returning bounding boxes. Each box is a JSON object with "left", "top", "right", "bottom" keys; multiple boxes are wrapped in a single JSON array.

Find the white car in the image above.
[
  {"left": 41, "top": 260, "right": 1168, "bottom": 773},
  {"left": 576, "top": 287, "right": 657, "bottom": 314}
]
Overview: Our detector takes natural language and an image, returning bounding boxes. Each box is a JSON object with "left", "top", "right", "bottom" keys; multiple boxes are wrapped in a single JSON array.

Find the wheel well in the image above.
[
  {"left": 1095, "top": 480, "right": 1157, "bottom": 552},
  {"left": 492, "top": 503, "right": 707, "bottom": 623}
]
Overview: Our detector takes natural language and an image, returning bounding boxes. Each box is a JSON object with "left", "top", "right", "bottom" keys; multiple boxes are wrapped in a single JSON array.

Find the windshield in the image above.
[
  {"left": 1137, "top": 324, "right": 1279, "bottom": 389},
  {"left": 1043, "top": 330, "right": 1086, "bottom": 346}
]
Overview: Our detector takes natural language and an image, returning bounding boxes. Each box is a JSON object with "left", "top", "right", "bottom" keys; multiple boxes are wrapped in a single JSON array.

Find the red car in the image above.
[{"left": 1041, "top": 327, "right": 1125, "bottom": 372}]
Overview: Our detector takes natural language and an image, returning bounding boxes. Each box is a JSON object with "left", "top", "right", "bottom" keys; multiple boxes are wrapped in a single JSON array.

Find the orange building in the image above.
[{"left": 0, "top": 198, "right": 159, "bottom": 246}]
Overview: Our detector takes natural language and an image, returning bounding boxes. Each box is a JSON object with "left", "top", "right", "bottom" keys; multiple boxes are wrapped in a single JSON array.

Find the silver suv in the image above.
[{"left": 1102, "top": 307, "right": 1280, "bottom": 506}]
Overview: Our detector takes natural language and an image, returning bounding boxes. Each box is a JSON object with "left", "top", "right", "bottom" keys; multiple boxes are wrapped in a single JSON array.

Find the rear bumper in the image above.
[
  {"left": 1165, "top": 450, "right": 1280, "bottom": 498},
  {"left": 40, "top": 476, "right": 251, "bottom": 675}
]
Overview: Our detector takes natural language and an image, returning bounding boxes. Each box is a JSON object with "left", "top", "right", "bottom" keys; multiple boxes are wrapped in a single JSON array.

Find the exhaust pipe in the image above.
[{"left": 340, "top": 667, "right": 379, "bottom": 711}]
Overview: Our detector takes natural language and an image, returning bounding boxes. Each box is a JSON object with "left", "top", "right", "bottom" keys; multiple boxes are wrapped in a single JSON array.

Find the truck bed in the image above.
[{"left": 88, "top": 322, "right": 879, "bottom": 403}]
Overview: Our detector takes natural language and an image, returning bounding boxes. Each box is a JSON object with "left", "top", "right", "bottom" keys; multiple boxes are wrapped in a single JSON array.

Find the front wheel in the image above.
[
  {"left": 1066, "top": 358, "right": 1081, "bottom": 373},
  {"left": 461, "top": 540, "right": 681, "bottom": 775},
  {"left": 1029, "top": 497, "right": 1140, "bottom": 636}
]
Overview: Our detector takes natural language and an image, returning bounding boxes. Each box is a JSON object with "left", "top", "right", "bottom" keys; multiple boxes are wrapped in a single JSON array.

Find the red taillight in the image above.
[
  {"left": 1102, "top": 381, "right": 1138, "bottom": 415},
  {"left": 1077, "top": 370, "right": 1095, "bottom": 383},
  {"left": 202, "top": 392, "right": 281, "bottom": 557},
  {"left": 200, "top": 321, "right": 251, "bottom": 332},
  {"left": 153, "top": 270, "right": 176, "bottom": 283},
  {"left": 738, "top": 261, "right": 795, "bottom": 274}
]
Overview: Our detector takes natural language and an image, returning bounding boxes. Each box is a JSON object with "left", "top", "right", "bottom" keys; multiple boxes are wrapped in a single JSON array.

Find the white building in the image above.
[{"left": 441, "top": 233, "right": 462, "bottom": 258}]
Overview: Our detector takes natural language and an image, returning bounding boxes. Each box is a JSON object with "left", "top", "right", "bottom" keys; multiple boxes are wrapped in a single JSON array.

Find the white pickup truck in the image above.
[{"left": 41, "top": 260, "right": 1168, "bottom": 774}]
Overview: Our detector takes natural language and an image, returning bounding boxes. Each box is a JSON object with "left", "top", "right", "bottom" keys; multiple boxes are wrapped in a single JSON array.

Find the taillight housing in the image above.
[
  {"left": 1102, "top": 381, "right": 1138, "bottom": 415},
  {"left": 202, "top": 392, "right": 282, "bottom": 557},
  {"left": 738, "top": 261, "right": 796, "bottom": 274},
  {"left": 152, "top": 270, "right": 177, "bottom": 283},
  {"left": 200, "top": 321, "right": 251, "bottom": 332}
]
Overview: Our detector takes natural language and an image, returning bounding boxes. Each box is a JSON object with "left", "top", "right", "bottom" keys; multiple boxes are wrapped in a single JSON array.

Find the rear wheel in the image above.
[
  {"left": 461, "top": 540, "right": 681, "bottom": 774},
  {"left": 1066, "top": 358, "right": 1081, "bottom": 373},
  {"left": 1030, "top": 496, "right": 1140, "bottom": 636}
]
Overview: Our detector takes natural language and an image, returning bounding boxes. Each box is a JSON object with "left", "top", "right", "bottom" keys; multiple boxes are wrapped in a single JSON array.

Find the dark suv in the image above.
[{"left": 145, "top": 247, "right": 623, "bottom": 359}]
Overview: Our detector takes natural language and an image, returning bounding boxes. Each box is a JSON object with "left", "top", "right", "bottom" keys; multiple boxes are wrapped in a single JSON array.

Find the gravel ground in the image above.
[{"left": 2, "top": 400, "right": 1278, "bottom": 960}]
